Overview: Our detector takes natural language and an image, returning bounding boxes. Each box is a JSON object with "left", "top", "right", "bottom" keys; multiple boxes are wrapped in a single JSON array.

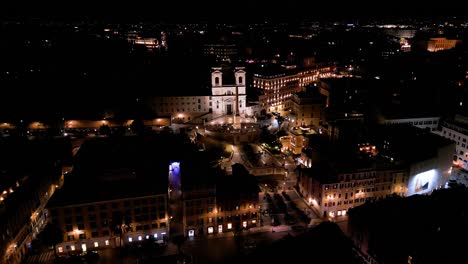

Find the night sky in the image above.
[{"left": 1, "top": 1, "right": 465, "bottom": 22}]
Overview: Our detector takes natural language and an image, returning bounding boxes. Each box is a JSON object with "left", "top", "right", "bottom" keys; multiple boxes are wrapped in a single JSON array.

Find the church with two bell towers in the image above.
[
  {"left": 151, "top": 66, "right": 248, "bottom": 123},
  {"left": 211, "top": 67, "right": 247, "bottom": 117}
]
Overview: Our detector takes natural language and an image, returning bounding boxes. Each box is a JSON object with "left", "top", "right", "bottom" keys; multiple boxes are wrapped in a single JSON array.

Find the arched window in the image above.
[
  {"left": 238, "top": 76, "right": 243, "bottom": 84},
  {"left": 215, "top": 77, "right": 220, "bottom": 85}
]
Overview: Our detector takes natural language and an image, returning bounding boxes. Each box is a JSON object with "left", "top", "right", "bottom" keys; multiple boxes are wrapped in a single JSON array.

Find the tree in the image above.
[
  {"left": 99, "top": 124, "right": 111, "bottom": 136},
  {"left": 39, "top": 223, "right": 63, "bottom": 259},
  {"left": 111, "top": 212, "right": 131, "bottom": 247},
  {"left": 130, "top": 119, "right": 145, "bottom": 135}
]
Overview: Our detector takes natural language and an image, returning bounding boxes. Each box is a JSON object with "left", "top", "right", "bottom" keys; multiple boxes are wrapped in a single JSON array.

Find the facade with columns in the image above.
[{"left": 211, "top": 67, "right": 247, "bottom": 117}]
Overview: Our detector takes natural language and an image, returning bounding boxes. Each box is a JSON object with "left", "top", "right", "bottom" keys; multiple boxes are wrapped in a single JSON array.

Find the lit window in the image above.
[
  {"left": 208, "top": 227, "right": 214, "bottom": 234},
  {"left": 81, "top": 244, "right": 87, "bottom": 252},
  {"left": 252, "top": 220, "right": 256, "bottom": 224},
  {"left": 218, "top": 225, "right": 223, "bottom": 233},
  {"left": 128, "top": 237, "right": 133, "bottom": 242},
  {"left": 105, "top": 240, "right": 109, "bottom": 246},
  {"left": 227, "top": 223, "right": 232, "bottom": 230},
  {"left": 243, "top": 221, "right": 247, "bottom": 228},
  {"left": 146, "top": 235, "right": 150, "bottom": 239},
  {"left": 138, "top": 236, "right": 142, "bottom": 241},
  {"left": 188, "top": 230, "right": 195, "bottom": 237},
  {"left": 58, "top": 247, "right": 63, "bottom": 253},
  {"left": 70, "top": 245, "right": 75, "bottom": 251},
  {"left": 153, "top": 234, "right": 158, "bottom": 239},
  {"left": 94, "top": 242, "right": 98, "bottom": 248}
]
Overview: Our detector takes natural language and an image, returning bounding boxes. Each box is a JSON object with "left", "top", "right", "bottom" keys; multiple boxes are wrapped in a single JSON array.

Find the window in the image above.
[
  {"left": 238, "top": 76, "right": 243, "bottom": 84},
  {"left": 159, "top": 212, "right": 166, "bottom": 219},
  {"left": 77, "top": 223, "right": 84, "bottom": 230},
  {"left": 66, "top": 225, "right": 73, "bottom": 232},
  {"left": 94, "top": 242, "right": 99, "bottom": 248},
  {"left": 215, "top": 77, "right": 219, "bottom": 85},
  {"left": 227, "top": 223, "right": 232, "bottom": 230},
  {"left": 79, "top": 234, "right": 86, "bottom": 239},
  {"left": 91, "top": 232, "right": 98, "bottom": 238},
  {"left": 105, "top": 240, "right": 109, "bottom": 246},
  {"left": 67, "top": 235, "right": 74, "bottom": 241}
]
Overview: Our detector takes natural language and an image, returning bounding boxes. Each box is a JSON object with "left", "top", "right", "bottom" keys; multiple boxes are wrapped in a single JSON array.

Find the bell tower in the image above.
[
  {"left": 235, "top": 67, "right": 245, "bottom": 86},
  {"left": 211, "top": 67, "right": 223, "bottom": 87}
]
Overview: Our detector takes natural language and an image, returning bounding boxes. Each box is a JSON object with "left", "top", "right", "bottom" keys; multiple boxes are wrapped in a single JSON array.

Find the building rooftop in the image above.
[
  {"left": 47, "top": 165, "right": 168, "bottom": 208},
  {"left": 348, "top": 187, "right": 468, "bottom": 264},
  {"left": 301, "top": 163, "right": 338, "bottom": 184},
  {"left": 216, "top": 163, "right": 260, "bottom": 199},
  {"left": 48, "top": 135, "right": 194, "bottom": 208},
  {"left": 379, "top": 102, "right": 440, "bottom": 120},
  {"left": 369, "top": 124, "right": 454, "bottom": 164}
]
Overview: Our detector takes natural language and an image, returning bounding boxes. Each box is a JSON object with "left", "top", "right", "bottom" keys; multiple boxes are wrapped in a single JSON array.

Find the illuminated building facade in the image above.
[
  {"left": 203, "top": 43, "right": 238, "bottom": 62},
  {"left": 48, "top": 194, "right": 169, "bottom": 255},
  {"left": 378, "top": 116, "right": 439, "bottom": 132},
  {"left": 440, "top": 116, "right": 468, "bottom": 169},
  {"left": 299, "top": 164, "right": 409, "bottom": 219},
  {"left": 254, "top": 66, "right": 332, "bottom": 113},
  {"left": 211, "top": 67, "right": 247, "bottom": 117},
  {"left": 153, "top": 96, "right": 212, "bottom": 123},
  {"left": 426, "top": 37, "right": 461, "bottom": 52}
]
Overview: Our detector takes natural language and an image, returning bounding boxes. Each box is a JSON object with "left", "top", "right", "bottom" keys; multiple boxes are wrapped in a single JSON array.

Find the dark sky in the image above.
[{"left": 1, "top": 1, "right": 465, "bottom": 22}]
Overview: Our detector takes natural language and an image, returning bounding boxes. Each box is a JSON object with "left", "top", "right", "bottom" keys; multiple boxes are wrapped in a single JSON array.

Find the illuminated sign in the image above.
[{"left": 408, "top": 169, "right": 437, "bottom": 195}]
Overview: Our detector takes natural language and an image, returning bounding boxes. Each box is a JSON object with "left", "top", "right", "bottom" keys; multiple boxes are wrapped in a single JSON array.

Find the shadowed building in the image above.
[
  {"left": 182, "top": 163, "right": 260, "bottom": 237},
  {"left": 0, "top": 138, "right": 71, "bottom": 264},
  {"left": 46, "top": 137, "right": 172, "bottom": 255}
]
